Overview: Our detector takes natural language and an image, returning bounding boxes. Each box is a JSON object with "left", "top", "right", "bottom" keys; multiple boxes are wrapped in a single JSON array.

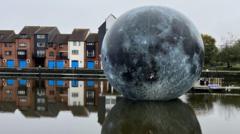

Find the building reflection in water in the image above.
[
  {"left": 2, "top": 78, "right": 240, "bottom": 134},
  {"left": 0, "top": 78, "right": 117, "bottom": 118},
  {"left": 101, "top": 98, "right": 202, "bottom": 134}
]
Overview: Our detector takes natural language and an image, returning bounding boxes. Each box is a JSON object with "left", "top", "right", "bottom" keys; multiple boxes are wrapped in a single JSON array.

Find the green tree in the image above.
[
  {"left": 201, "top": 34, "right": 218, "bottom": 66},
  {"left": 219, "top": 40, "right": 240, "bottom": 68},
  {"left": 219, "top": 45, "right": 232, "bottom": 68}
]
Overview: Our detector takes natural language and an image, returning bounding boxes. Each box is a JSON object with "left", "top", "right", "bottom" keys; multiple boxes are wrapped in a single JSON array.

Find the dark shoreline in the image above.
[{"left": 0, "top": 68, "right": 240, "bottom": 78}]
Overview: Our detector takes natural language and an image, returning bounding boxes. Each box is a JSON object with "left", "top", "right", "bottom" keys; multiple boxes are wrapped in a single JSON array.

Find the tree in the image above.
[
  {"left": 201, "top": 34, "right": 218, "bottom": 66},
  {"left": 219, "top": 40, "right": 240, "bottom": 68},
  {"left": 219, "top": 45, "right": 232, "bottom": 68}
]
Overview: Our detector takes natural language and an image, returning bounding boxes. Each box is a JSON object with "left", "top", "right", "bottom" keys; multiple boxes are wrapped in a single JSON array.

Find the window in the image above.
[
  {"left": 4, "top": 44, "right": 12, "bottom": 47},
  {"left": 6, "top": 90, "right": 13, "bottom": 97},
  {"left": 87, "top": 51, "right": 95, "bottom": 57},
  {"left": 5, "top": 51, "right": 12, "bottom": 56},
  {"left": 72, "top": 50, "right": 79, "bottom": 55},
  {"left": 86, "top": 91, "right": 95, "bottom": 98},
  {"left": 37, "top": 98, "right": 45, "bottom": 103},
  {"left": 20, "top": 98, "right": 27, "bottom": 102},
  {"left": 19, "top": 43, "right": 27, "bottom": 47},
  {"left": 73, "top": 42, "right": 78, "bottom": 46},
  {"left": 87, "top": 43, "right": 94, "bottom": 46},
  {"left": 37, "top": 50, "right": 45, "bottom": 56},
  {"left": 18, "top": 51, "right": 26, "bottom": 55},
  {"left": 37, "top": 90, "right": 45, "bottom": 96},
  {"left": 37, "top": 35, "right": 45, "bottom": 39},
  {"left": 87, "top": 80, "right": 94, "bottom": 87},
  {"left": 18, "top": 90, "right": 26, "bottom": 95},
  {"left": 49, "top": 51, "right": 54, "bottom": 57},
  {"left": 37, "top": 106, "right": 46, "bottom": 111},
  {"left": 59, "top": 44, "right": 64, "bottom": 48},
  {"left": 72, "top": 93, "right": 79, "bottom": 97},
  {"left": 37, "top": 42, "right": 46, "bottom": 47}
]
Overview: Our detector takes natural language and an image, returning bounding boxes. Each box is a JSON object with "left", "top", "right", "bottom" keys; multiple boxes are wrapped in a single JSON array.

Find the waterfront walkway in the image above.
[{"left": 0, "top": 67, "right": 240, "bottom": 79}]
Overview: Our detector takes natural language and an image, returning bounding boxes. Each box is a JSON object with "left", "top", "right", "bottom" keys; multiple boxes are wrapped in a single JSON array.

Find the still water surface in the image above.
[{"left": 0, "top": 78, "right": 239, "bottom": 134}]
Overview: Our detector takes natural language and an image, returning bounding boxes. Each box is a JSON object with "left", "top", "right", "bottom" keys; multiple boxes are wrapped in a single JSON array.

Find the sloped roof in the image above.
[
  {"left": 52, "top": 34, "right": 70, "bottom": 44},
  {"left": 86, "top": 33, "right": 98, "bottom": 42},
  {"left": 70, "top": 106, "right": 89, "bottom": 117},
  {"left": 35, "top": 26, "right": 58, "bottom": 34},
  {"left": 19, "top": 26, "right": 40, "bottom": 35},
  {"left": 0, "top": 30, "right": 15, "bottom": 43},
  {"left": 4, "top": 34, "right": 16, "bottom": 43},
  {"left": 0, "top": 30, "right": 14, "bottom": 36},
  {"left": 98, "top": 14, "right": 117, "bottom": 29},
  {"left": 0, "top": 102, "right": 17, "bottom": 112},
  {"left": 69, "top": 29, "right": 89, "bottom": 41},
  {"left": 21, "top": 109, "right": 40, "bottom": 118}
]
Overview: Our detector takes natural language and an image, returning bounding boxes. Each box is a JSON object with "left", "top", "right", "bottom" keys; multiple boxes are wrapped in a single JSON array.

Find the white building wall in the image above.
[
  {"left": 68, "top": 41, "right": 85, "bottom": 68},
  {"left": 68, "top": 81, "right": 85, "bottom": 106}
]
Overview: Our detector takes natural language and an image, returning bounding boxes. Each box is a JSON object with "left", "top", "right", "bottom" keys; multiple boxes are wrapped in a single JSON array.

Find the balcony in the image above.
[
  {"left": 17, "top": 50, "right": 27, "bottom": 59},
  {"left": 56, "top": 52, "right": 68, "bottom": 60},
  {"left": 86, "top": 90, "right": 95, "bottom": 105},
  {"left": 86, "top": 51, "right": 95, "bottom": 58},
  {"left": 17, "top": 86, "right": 28, "bottom": 96},
  {"left": 34, "top": 50, "right": 45, "bottom": 58}
]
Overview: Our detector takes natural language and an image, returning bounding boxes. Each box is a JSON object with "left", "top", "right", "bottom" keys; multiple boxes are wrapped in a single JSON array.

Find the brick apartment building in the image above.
[
  {"left": 0, "top": 31, "right": 16, "bottom": 68},
  {"left": 16, "top": 26, "right": 40, "bottom": 68},
  {"left": 33, "top": 27, "right": 60, "bottom": 67},
  {"left": 85, "top": 33, "right": 100, "bottom": 69},
  {"left": 46, "top": 34, "right": 70, "bottom": 69},
  {"left": 0, "top": 23, "right": 105, "bottom": 69}
]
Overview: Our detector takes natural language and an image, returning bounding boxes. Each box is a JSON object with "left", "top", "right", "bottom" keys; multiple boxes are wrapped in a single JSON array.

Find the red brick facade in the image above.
[
  {"left": 1, "top": 42, "right": 17, "bottom": 67},
  {"left": 15, "top": 37, "right": 35, "bottom": 67},
  {"left": 0, "top": 27, "right": 101, "bottom": 69}
]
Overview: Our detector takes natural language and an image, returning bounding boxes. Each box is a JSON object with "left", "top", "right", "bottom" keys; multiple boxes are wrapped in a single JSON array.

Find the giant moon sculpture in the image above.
[{"left": 102, "top": 6, "right": 204, "bottom": 101}]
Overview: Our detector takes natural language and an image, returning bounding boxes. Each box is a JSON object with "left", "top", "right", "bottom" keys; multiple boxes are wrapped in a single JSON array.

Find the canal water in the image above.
[{"left": 0, "top": 78, "right": 239, "bottom": 134}]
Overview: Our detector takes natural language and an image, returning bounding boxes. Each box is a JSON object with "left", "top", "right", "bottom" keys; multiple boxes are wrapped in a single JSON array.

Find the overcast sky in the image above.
[{"left": 0, "top": 0, "right": 240, "bottom": 45}]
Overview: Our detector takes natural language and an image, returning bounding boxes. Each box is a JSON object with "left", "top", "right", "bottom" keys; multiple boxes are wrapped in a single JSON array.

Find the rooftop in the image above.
[
  {"left": 52, "top": 34, "right": 70, "bottom": 44},
  {"left": 69, "top": 29, "right": 89, "bottom": 41},
  {"left": 19, "top": 26, "right": 40, "bottom": 35},
  {"left": 35, "top": 26, "right": 59, "bottom": 34},
  {"left": 0, "top": 30, "right": 15, "bottom": 43},
  {"left": 86, "top": 33, "right": 98, "bottom": 42}
]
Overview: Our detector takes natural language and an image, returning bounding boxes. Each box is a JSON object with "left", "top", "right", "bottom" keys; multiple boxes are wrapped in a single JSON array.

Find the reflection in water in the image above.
[
  {"left": 186, "top": 94, "right": 240, "bottom": 117},
  {"left": 0, "top": 78, "right": 117, "bottom": 118},
  {"left": 1, "top": 78, "right": 240, "bottom": 134},
  {"left": 186, "top": 94, "right": 216, "bottom": 115},
  {"left": 218, "top": 95, "right": 240, "bottom": 108},
  {"left": 102, "top": 99, "right": 202, "bottom": 134}
]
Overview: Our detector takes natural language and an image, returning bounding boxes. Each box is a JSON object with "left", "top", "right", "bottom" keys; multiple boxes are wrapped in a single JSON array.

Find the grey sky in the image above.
[{"left": 0, "top": 0, "right": 239, "bottom": 45}]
